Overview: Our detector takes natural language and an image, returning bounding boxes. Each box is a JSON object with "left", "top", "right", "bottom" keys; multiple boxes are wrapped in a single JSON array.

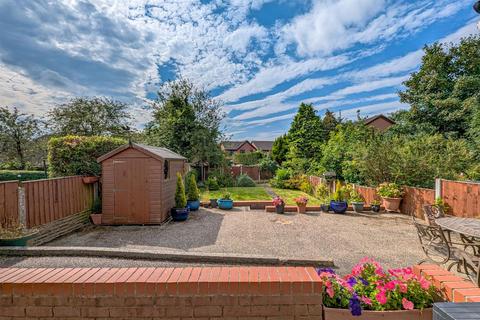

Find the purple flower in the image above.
[
  {"left": 347, "top": 277, "right": 357, "bottom": 287},
  {"left": 359, "top": 277, "right": 369, "bottom": 286},
  {"left": 316, "top": 268, "right": 335, "bottom": 275},
  {"left": 349, "top": 293, "right": 362, "bottom": 316}
]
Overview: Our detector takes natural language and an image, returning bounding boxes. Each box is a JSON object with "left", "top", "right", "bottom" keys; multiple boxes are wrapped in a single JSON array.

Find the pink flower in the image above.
[
  {"left": 398, "top": 282, "right": 407, "bottom": 293},
  {"left": 376, "top": 291, "right": 387, "bottom": 305},
  {"left": 402, "top": 298, "right": 414, "bottom": 310},
  {"left": 419, "top": 279, "right": 431, "bottom": 290},
  {"left": 361, "top": 296, "right": 372, "bottom": 305},
  {"left": 327, "top": 286, "right": 335, "bottom": 298},
  {"left": 385, "top": 281, "right": 396, "bottom": 291}
]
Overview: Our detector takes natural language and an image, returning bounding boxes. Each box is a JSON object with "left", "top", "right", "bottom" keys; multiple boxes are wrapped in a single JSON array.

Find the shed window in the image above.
[{"left": 164, "top": 160, "right": 170, "bottom": 179}]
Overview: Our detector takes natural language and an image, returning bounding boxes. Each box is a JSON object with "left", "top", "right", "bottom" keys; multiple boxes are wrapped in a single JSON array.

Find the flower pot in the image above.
[
  {"left": 187, "top": 200, "right": 200, "bottom": 211},
  {"left": 210, "top": 199, "right": 218, "bottom": 208},
  {"left": 297, "top": 204, "right": 307, "bottom": 214},
  {"left": 351, "top": 202, "right": 364, "bottom": 213},
  {"left": 323, "top": 306, "right": 432, "bottom": 320},
  {"left": 330, "top": 200, "right": 348, "bottom": 214},
  {"left": 320, "top": 204, "right": 330, "bottom": 213},
  {"left": 82, "top": 176, "right": 99, "bottom": 184},
  {"left": 382, "top": 197, "right": 402, "bottom": 212},
  {"left": 217, "top": 199, "right": 234, "bottom": 210},
  {"left": 371, "top": 204, "right": 381, "bottom": 213},
  {"left": 275, "top": 204, "right": 285, "bottom": 214},
  {"left": 90, "top": 213, "right": 102, "bottom": 225},
  {"left": 0, "top": 231, "right": 38, "bottom": 246},
  {"left": 171, "top": 207, "right": 190, "bottom": 221}
]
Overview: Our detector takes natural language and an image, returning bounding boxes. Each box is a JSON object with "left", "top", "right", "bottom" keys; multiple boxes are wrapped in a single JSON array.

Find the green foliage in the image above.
[
  {"left": 236, "top": 174, "right": 256, "bottom": 187},
  {"left": 349, "top": 190, "right": 364, "bottom": 203},
  {"left": 48, "top": 97, "right": 132, "bottom": 137},
  {"left": 185, "top": 173, "right": 200, "bottom": 201},
  {"left": 221, "top": 192, "right": 232, "bottom": 200},
  {"left": 175, "top": 173, "right": 187, "bottom": 208},
  {"left": 145, "top": 79, "right": 225, "bottom": 167},
  {"left": 270, "top": 168, "right": 292, "bottom": 188},
  {"left": 299, "top": 175, "right": 313, "bottom": 195},
  {"left": 314, "top": 183, "right": 330, "bottom": 200},
  {"left": 48, "top": 135, "right": 126, "bottom": 177},
  {"left": 208, "top": 169, "right": 235, "bottom": 187},
  {"left": 0, "top": 106, "right": 42, "bottom": 170},
  {"left": 376, "top": 183, "right": 403, "bottom": 198},
  {"left": 206, "top": 177, "right": 220, "bottom": 190},
  {"left": 271, "top": 134, "right": 289, "bottom": 165},
  {"left": 258, "top": 156, "right": 278, "bottom": 176},
  {"left": 233, "top": 151, "right": 264, "bottom": 165},
  {"left": 0, "top": 170, "right": 46, "bottom": 182}
]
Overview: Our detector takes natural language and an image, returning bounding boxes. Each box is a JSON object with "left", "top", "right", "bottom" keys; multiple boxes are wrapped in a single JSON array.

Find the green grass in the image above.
[
  {"left": 200, "top": 187, "right": 271, "bottom": 201},
  {"left": 0, "top": 170, "right": 47, "bottom": 182},
  {"left": 272, "top": 188, "right": 321, "bottom": 206}
]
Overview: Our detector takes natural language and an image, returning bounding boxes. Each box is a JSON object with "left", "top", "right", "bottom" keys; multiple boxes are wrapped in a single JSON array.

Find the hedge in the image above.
[
  {"left": 0, "top": 170, "right": 47, "bottom": 182},
  {"left": 48, "top": 135, "right": 126, "bottom": 177}
]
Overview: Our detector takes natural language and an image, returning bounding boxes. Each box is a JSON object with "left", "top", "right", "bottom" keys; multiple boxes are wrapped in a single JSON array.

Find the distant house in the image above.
[
  {"left": 364, "top": 114, "right": 395, "bottom": 132},
  {"left": 221, "top": 140, "right": 274, "bottom": 154}
]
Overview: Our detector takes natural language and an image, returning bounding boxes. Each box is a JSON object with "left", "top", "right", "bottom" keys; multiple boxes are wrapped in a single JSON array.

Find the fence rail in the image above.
[
  {"left": 0, "top": 181, "right": 19, "bottom": 228},
  {"left": 23, "top": 176, "right": 94, "bottom": 228},
  {"left": 441, "top": 179, "right": 480, "bottom": 218}
]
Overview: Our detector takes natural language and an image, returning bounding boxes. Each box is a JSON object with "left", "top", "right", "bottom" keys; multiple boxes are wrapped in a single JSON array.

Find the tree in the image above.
[
  {"left": 271, "top": 134, "right": 289, "bottom": 165},
  {"left": 48, "top": 97, "right": 132, "bottom": 136},
  {"left": 145, "top": 78, "right": 225, "bottom": 173},
  {"left": 0, "top": 106, "right": 41, "bottom": 169},
  {"left": 397, "top": 36, "right": 480, "bottom": 138},
  {"left": 320, "top": 109, "right": 339, "bottom": 141}
]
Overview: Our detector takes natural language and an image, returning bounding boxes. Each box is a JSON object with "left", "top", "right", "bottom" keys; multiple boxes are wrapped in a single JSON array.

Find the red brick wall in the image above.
[{"left": 0, "top": 266, "right": 322, "bottom": 319}]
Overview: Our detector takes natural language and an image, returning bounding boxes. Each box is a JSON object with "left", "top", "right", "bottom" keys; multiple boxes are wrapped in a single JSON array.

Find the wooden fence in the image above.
[
  {"left": 231, "top": 165, "right": 272, "bottom": 181},
  {"left": 0, "top": 181, "right": 19, "bottom": 228},
  {"left": 23, "top": 176, "right": 94, "bottom": 228},
  {"left": 441, "top": 179, "right": 480, "bottom": 218},
  {"left": 400, "top": 186, "right": 435, "bottom": 218}
]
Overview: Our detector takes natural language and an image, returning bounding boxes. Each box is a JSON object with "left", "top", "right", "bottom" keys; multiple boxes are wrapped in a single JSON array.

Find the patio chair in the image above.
[{"left": 423, "top": 204, "right": 444, "bottom": 226}]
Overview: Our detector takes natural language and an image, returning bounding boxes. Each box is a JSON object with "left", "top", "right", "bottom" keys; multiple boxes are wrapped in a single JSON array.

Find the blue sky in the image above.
[{"left": 0, "top": 0, "right": 478, "bottom": 140}]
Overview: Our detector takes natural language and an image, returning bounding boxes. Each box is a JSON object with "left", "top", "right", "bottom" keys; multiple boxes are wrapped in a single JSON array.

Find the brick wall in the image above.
[{"left": 0, "top": 266, "right": 322, "bottom": 319}]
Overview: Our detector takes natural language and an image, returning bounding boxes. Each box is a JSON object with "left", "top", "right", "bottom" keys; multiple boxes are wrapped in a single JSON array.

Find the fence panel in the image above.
[
  {"left": 354, "top": 185, "right": 378, "bottom": 205},
  {"left": 24, "top": 176, "right": 93, "bottom": 228},
  {"left": 441, "top": 179, "right": 480, "bottom": 218},
  {"left": 0, "top": 181, "right": 19, "bottom": 228},
  {"left": 400, "top": 186, "right": 435, "bottom": 218}
]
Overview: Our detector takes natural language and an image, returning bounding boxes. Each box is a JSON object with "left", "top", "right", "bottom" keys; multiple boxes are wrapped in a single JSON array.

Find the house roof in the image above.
[
  {"left": 364, "top": 114, "right": 395, "bottom": 125},
  {"left": 97, "top": 142, "right": 186, "bottom": 163},
  {"left": 221, "top": 140, "right": 248, "bottom": 150},
  {"left": 251, "top": 140, "right": 274, "bottom": 151}
]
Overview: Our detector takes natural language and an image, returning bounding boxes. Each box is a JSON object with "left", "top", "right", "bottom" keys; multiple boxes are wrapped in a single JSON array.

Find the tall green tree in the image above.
[
  {"left": 0, "top": 106, "right": 41, "bottom": 169},
  {"left": 48, "top": 97, "right": 132, "bottom": 137},
  {"left": 397, "top": 36, "right": 480, "bottom": 137},
  {"left": 320, "top": 109, "right": 340, "bottom": 141},
  {"left": 145, "top": 79, "right": 225, "bottom": 169},
  {"left": 271, "top": 134, "right": 289, "bottom": 165}
]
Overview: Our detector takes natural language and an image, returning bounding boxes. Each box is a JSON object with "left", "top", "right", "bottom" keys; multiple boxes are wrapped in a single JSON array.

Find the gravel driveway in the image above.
[{"left": 45, "top": 208, "right": 425, "bottom": 275}]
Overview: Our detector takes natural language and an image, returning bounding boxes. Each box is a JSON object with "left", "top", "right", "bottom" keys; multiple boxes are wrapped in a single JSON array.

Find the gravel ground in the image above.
[{"left": 42, "top": 208, "right": 425, "bottom": 275}]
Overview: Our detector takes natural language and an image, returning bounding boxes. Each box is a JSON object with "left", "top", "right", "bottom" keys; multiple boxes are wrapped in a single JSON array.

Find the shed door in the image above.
[{"left": 113, "top": 158, "right": 148, "bottom": 224}]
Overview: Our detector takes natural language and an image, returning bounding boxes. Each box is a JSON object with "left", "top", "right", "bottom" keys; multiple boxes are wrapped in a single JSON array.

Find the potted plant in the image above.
[
  {"left": 330, "top": 184, "right": 348, "bottom": 214},
  {"left": 377, "top": 182, "right": 404, "bottom": 212},
  {"left": 370, "top": 199, "right": 381, "bottom": 213},
  {"left": 433, "top": 197, "right": 448, "bottom": 217},
  {"left": 318, "top": 258, "right": 437, "bottom": 320},
  {"left": 186, "top": 174, "right": 200, "bottom": 211},
  {"left": 209, "top": 198, "right": 218, "bottom": 208},
  {"left": 272, "top": 196, "right": 285, "bottom": 214},
  {"left": 0, "top": 221, "right": 38, "bottom": 246},
  {"left": 320, "top": 196, "right": 330, "bottom": 213},
  {"left": 90, "top": 197, "right": 102, "bottom": 225},
  {"left": 82, "top": 176, "right": 99, "bottom": 184},
  {"left": 294, "top": 196, "right": 308, "bottom": 214},
  {"left": 171, "top": 173, "right": 189, "bottom": 221},
  {"left": 350, "top": 190, "right": 364, "bottom": 213},
  {"left": 217, "top": 192, "right": 234, "bottom": 210}
]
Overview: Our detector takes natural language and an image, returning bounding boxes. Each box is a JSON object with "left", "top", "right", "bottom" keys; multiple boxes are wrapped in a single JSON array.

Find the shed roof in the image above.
[{"left": 97, "top": 143, "right": 186, "bottom": 163}]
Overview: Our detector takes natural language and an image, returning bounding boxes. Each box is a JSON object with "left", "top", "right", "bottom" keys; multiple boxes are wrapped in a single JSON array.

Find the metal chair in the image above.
[{"left": 412, "top": 213, "right": 452, "bottom": 264}]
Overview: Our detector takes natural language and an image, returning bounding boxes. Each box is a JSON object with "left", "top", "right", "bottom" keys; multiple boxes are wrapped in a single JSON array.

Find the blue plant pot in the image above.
[
  {"left": 217, "top": 199, "right": 234, "bottom": 210},
  {"left": 330, "top": 200, "right": 348, "bottom": 214},
  {"left": 187, "top": 200, "right": 200, "bottom": 211},
  {"left": 171, "top": 207, "right": 190, "bottom": 221}
]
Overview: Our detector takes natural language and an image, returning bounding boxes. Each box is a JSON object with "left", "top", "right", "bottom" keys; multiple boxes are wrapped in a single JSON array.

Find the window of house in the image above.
[{"left": 164, "top": 160, "right": 170, "bottom": 179}]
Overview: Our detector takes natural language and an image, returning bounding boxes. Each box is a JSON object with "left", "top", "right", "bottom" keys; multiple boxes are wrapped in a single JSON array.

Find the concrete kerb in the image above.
[{"left": 0, "top": 246, "right": 334, "bottom": 267}]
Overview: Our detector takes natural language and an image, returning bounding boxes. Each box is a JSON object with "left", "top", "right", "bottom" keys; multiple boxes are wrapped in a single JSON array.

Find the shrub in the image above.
[
  {"left": 221, "top": 192, "right": 232, "bottom": 200},
  {"left": 186, "top": 173, "right": 200, "bottom": 201},
  {"left": 258, "top": 156, "right": 278, "bottom": 176},
  {"left": 208, "top": 169, "right": 235, "bottom": 187},
  {"left": 48, "top": 135, "right": 126, "bottom": 177},
  {"left": 206, "top": 177, "right": 220, "bottom": 190},
  {"left": 299, "top": 175, "right": 313, "bottom": 194},
  {"left": 233, "top": 151, "right": 264, "bottom": 165},
  {"left": 270, "top": 168, "right": 294, "bottom": 188},
  {"left": 236, "top": 174, "right": 256, "bottom": 187},
  {"left": 0, "top": 170, "right": 46, "bottom": 182},
  {"left": 314, "top": 183, "right": 330, "bottom": 199},
  {"left": 377, "top": 182, "right": 403, "bottom": 198},
  {"left": 175, "top": 173, "right": 187, "bottom": 208},
  {"left": 349, "top": 190, "right": 364, "bottom": 203}
]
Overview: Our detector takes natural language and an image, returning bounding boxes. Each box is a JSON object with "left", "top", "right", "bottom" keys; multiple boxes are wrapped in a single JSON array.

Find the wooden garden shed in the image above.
[{"left": 97, "top": 143, "right": 187, "bottom": 225}]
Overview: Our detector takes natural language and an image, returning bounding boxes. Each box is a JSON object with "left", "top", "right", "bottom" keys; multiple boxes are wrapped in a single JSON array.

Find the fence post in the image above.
[
  {"left": 435, "top": 178, "right": 442, "bottom": 200},
  {"left": 18, "top": 186, "right": 26, "bottom": 226}
]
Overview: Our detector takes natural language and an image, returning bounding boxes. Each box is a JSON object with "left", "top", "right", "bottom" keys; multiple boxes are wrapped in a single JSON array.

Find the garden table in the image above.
[{"left": 436, "top": 217, "right": 480, "bottom": 286}]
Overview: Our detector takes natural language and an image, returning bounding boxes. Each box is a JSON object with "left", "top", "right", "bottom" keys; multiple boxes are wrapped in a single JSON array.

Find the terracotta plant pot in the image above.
[
  {"left": 382, "top": 197, "right": 402, "bottom": 212},
  {"left": 82, "top": 176, "right": 99, "bottom": 184},
  {"left": 323, "top": 307, "right": 432, "bottom": 320},
  {"left": 297, "top": 204, "right": 307, "bottom": 214},
  {"left": 90, "top": 213, "right": 102, "bottom": 225}
]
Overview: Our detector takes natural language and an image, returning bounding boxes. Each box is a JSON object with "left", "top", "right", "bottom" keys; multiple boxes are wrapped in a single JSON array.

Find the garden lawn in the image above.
[
  {"left": 272, "top": 188, "right": 321, "bottom": 206},
  {"left": 200, "top": 187, "right": 271, "bottom": 201}
]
